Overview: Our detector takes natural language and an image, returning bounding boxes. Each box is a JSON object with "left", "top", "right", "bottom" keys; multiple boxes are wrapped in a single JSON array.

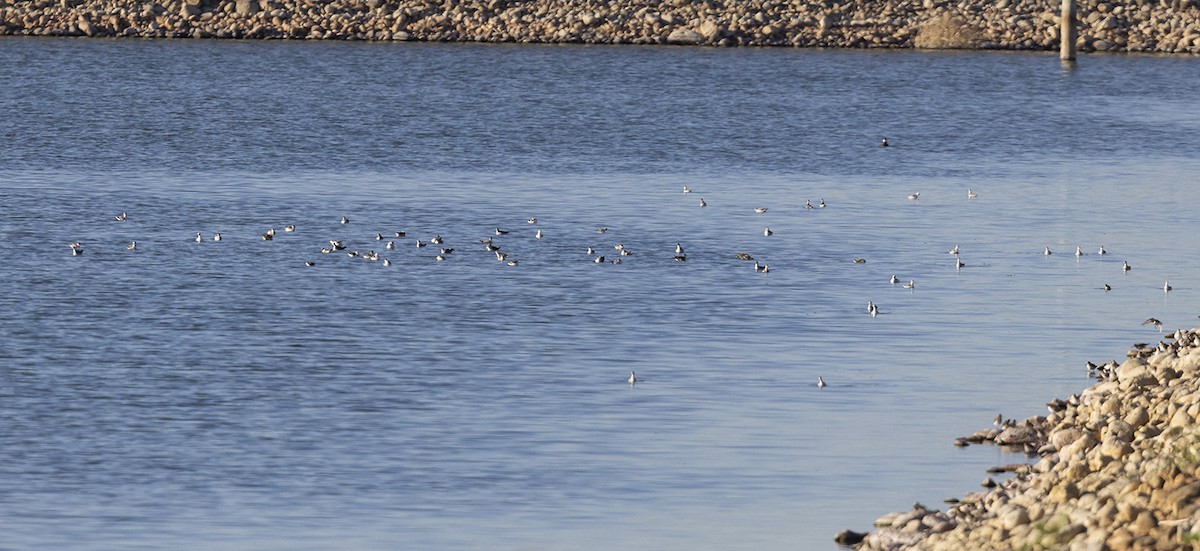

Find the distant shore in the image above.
[
  {"left": 841, "top": 328, "right": 1200, "bottom": 550},
  {"left": 3, "top": 0, "right": 1200, "bottom": 54}
]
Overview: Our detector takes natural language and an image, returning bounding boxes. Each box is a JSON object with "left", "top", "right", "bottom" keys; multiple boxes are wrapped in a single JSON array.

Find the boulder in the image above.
[{"left": 667, "top": 28, "right": 704, "bottom": 45}]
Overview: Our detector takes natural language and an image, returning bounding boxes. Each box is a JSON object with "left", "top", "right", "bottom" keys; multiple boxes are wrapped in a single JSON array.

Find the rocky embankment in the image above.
[
  {"left": 840, "top": 328, "right": 1200, "bottom": 551},
  {"left": 2, "top": 0, "right": 1200, "bottom": 53}
]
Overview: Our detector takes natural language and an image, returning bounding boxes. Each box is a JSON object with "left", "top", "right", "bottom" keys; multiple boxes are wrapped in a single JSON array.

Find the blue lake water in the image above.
[{"left": 1, "top": 38, "right": 1199, "bottom": 550}]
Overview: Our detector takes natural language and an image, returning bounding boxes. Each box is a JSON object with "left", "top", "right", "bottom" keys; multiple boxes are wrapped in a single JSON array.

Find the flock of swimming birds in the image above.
[{"left": 69, "top": 139, "right": 1185, "bottom": 389}]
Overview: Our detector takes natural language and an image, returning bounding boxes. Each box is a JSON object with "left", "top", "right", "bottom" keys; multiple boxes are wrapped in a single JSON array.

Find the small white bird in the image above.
[
  {"left": 1075, "top": 246, "right": 1083, "bottom": 257},
  {"left": 967, "top": 189, "right": 978, "bottom": 199},
  {"left": 527, "top": 218, "right": 537, "bottom": 224},
  {"left": 902, "top": 280, "right": 915, "bottom": 289},
  {"left": 1098, "top": 246, "right": 1107, "bottom": 255},
  {"left": 755, "top": 207, "right": 768, "bottom": 213},
  {"left": 284, "top": 225, "right": 295, "bottom": 232},
  {"left": 817, "top": 376, "right": 826, "bottom": 388},
  {"left": 375, "top": 233, "right": 383, "bottom": 240},
  {"left": 431, "top": 236, "right": 443, "bottom": 244},
  {"left": 586, "top": 247, "right": 595, "bottom": 255},
  {"left": 304, "top": 261, "right": 315, "bottom": 267},
  {"left": 115, "top": 212, "right": 128, "bottom": 221},
  {"left": 415, "top": 240, "right": 425, "bottom": 248},
  {"left": 804, "top": 200, "right": 814, "bottom": 209},
  {"left": 535, "top": 229, "right": 543, "bottom": 239},
  {"left": 628, "top": 371, "right": 637, "bottom": 384},
  {"left": 614, "top": 244, "right": 624, "bottom": 250},
  {"left": 1123, "top": 261, "right": 1131, "bottom": 272},
  {"left": 127, "top": 241, "right": 137, "bottom": 250},
  {"left": 1164, "top": 281, "right": 1172, "bottom": 292},
  {"left": 868, "top": 301, "right": 878, "bottom": 317},
  {"left": 195, "top": 232, "right": 203, "bottom": 243},
  {"left": 948, "top": 245, "right": 959, "bottom": 255},
  {"left": 682, "top": 186, "right": 692, "bottom": 193},
  {"left": 956, "top": 257, "right": 965, "bottom": 269},
  {"left": 507, "top": 260, "right": 519, "bottom": 266},
  {"left": 907, "top": 192, "right": 920, "bottom": 200},
  {"left": 385, "top": 241, "right": 395, "bottom": 250},
  {"left": 890, "top": 275, "right": 899, "bottom": 284},
  {"left": 699, "top": 198, "right": 707, "bottom": 207},
  {"left": 596, "top": 227, "right": 608, "bottom": 234},
  {"left": 383, "top": 259, "right": 391, "bottom": 266},
  {"left": 764, "top": 227, "right": 773, "bottom": 237},
  {"left": 1044, "top": 246, "right": 1052, "bottom": 256},
  {"left": 818, "top": 199, "right": 826, "bottom": 208},
  {"left": 213, "top": 233, "right": 222, "bottom": 241},
  {"left": 340, "top": 216, "right": 349, "bottom": 224},
  {"left": 594, "top": 256, "right": 605, "bottom": 263},
  {"left": 675, "top": 243, "right": 684, "bottom": 254}
]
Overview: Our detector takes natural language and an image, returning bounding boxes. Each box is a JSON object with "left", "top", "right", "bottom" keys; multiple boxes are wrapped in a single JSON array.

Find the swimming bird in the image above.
[
  {"left": 817, "top": 376, "right": 826, "bottom": 388},
  {"left": 628, "top": 371, "right": 637, "bottom": 384},
  {"left": 804, "top": 200, "right": 814, "bottom": 209},
  {"left": 1165, "top": 281, "right": 1172, "bottom": 292},
  {"left": 595, "top": 256, "right": 605, "bottom": 263},
  {"left": 676, "top": 243, "right": 684, "bottom": 255},
  {"left": 305, "top": 261, "right": 315, "bottom": 266},
  {"left": 948, "top": 245, "right": 959, "bottom": 255},
  {"left": 126, "top": 241, "right": 136, "bottom": 250},
  {"left": 495, "top": 228, "right": 508, "bottom": 236},
  {"left": 320, "top": 247, "right": 333, "bottom": 254},
  {"left": 440, "top": 248, "right": 454, "bottom": 255},
  {"left": 852, "top": 257, "right": 866, "bottom": 264},
  {"left": 1044, "top": 246, "right": 1052, "bottom": 256},
  {"left": 115, "top": 212, "right": 127, "bottom": 221},
  {"left": 195, "top": 232, "right": 203, "bottom": 243},
  {"left": 682, "top": 186, "right": 692, "bottom": 194},
  {"left": 436, "top": 254, "right": 445, "bottom": 261},
  {"left": 262, "top": 229, "right": 274, "bottom": 241},
  {"left": 586, "top": 247, "right": 595, "bottom": 255},
  {"left": 1123, "top": 261, "right": 1131, "bottom": 272},
  {"left": 880, "top": 137, "right": 889, "bottom": 147},
  {"left": 902, "top": 280, "right": 915, "bottom": 289},
  {"left": 614, "top": 244, "right": 624, "bottom": 250},
  {"left": 673, "top": 255, "right": 686, "bottom": 262},
  {"left": 375, "top": 233, "right": 383, "bottom": 241},
  {"left": 955, "top": 257, "right": 965, "bottom": 269},
  {"left": 890, "top": 274, "right": 899, "bottom": 284},
  {"left": 479, "top": 237, "right": 492, "bottom": 244},
  {"left": 620, "top": 249, "right": 633, "bottom": 256},
  {"left": 967, "top": 189, "right": 978, "bottom": 199},
  {"left": 213, "top": 233, "right": 222, "bottom": 242},
  {"left": 764, "top": 227, "right": 773, "bottom": 237},
  {"left": 596, "top": 227, "right": 608, "bottom": 234},
  {"left": 907, "top": 192, "right": 919, "bottom": 200},
  {"left": 1075, "top": 246, "right": 1083, "bottom": 257},
  {"left": 507, "top": 260, "right": 519, "bottom": 266},
  {"left": 527, "top": 218, "right": 537, "bottom": 224},
  {"left": 496, "top": 251, "right": 509, "bottom": 261},
  {"left": 284, "top": 225, "right": 295, "bottom": 232},
  {"left": 385, "top": 241, "right": 395, "bottom": 250},
  {"left": 699, "top": 198, "right": 707, "bottom": 207},
  {"left": 431, "top": 235, "right": 443, "bottom": 244},
  {"left": 68, "top": 242, "right": 84, "bottom": 255},
  {"left": 611, "top": 258, "right": 622, "bottom": 264},
  {"left": 485, "top": 243, "right": 500, "bottom": 252},
  {"left": 395, "top": 231, "right": 407, "bottom": 238},
  {"left": 1103, "top": 283, "right": 1111, "bottom": 291},
  {"left": 330, "top": 240, "right": 345, "bottom": 250},
  {"left": 819, "top": 199, "right": 826, "bottom": 208},
  {"left": 382, "top": 259, "right": 391, "bottom": 266},
  {"left": 340, "top": 216, "right": 349, "bottom": 224},
  {"left": 868, "top": 301, "right": 878, "bottom": 317},
  {"left": 347, "top": 251, "right": 359, "bottom": 258},
  {"left": 415, "top": 240, "right": 425, "bottom": 248},
  {"left": 1098, "top": 246, "right": 1107, "bottom": 255},
  {"left": 535, "top": 230, "right": 542, "bottom": 239},
  {"left": 1143, "top": 318, "right": 1163, "bottom": 332},
  {"left": 735, "top": 253, "right": 753, "bottom": 261},
  {"left": 755, "top": 207, "right": 768, "bottom": 213},
  {"left": 753, "top": 261, "right": 769, "bottom": 273}
]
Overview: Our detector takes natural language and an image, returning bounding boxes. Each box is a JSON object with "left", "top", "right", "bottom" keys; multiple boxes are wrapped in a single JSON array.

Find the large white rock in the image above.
[{"left": 667, "top": 28, "right": 704, "bottom": 45}]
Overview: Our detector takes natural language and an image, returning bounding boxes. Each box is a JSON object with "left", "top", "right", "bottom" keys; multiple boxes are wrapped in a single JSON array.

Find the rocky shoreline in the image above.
[
  {"left": 840, "top": 328, "right": 1200, "bottom": 551},
  {"left": 2, "top": 0, "right": 1200, "bottom": 53}
]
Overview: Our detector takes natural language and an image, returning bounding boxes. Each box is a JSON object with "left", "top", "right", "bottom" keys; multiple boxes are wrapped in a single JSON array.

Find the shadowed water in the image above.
[{"left": 1, "top": 38, "right": 1199, "bottom": 550}]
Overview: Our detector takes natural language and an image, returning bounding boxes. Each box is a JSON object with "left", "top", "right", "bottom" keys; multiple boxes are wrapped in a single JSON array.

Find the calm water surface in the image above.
[{"left": 2, "top": 38, "right": 1199, "bottom": 550}]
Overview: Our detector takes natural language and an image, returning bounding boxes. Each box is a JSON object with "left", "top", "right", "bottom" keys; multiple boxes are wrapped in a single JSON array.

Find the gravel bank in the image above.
[
  {"left": 842, "top": 328, "right": 1200, "bottom": 551},
  {"left": 2, "top": 0, "right": 1200, "bottom": 53}
]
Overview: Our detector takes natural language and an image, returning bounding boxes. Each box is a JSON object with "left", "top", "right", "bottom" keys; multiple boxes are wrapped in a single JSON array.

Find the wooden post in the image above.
[{"left": 1060, "top": 0, "right": 1077, "bottom": 61}]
